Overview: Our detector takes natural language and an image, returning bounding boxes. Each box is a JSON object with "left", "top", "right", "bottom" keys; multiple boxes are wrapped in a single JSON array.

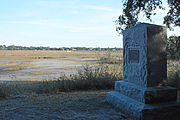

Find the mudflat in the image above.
[
  {"left": 0, "top": 59, "right": 85, "bottom": 81},
  {"left": 0, "top": 50, "right": 117, "bottom": 82}
]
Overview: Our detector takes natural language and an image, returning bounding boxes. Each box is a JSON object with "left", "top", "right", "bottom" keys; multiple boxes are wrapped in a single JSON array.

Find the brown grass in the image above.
[
  {"left": 0, "top": 50, "right": 123, "bottom": 96},
  {"left": 57, "top": 66, "right": 81, "bottom": 70},
  {"left": 0, "top": 62, "right": 20, "bottom": 66},
  {"left": 31, "top": 71, "right": 53, "bottom": 75},
  {"left": 0, "top": 50, "right": 123, "bottom": 61},
  {"left": 3, "top": 64, "right": 34, "bottom": 71},
  {"left": 32, "top": 66, "right": 47, "bottom": 69}
]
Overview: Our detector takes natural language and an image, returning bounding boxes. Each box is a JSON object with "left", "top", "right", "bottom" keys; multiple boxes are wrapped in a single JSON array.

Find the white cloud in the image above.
[
  {"left": 0, "top": 20, "right": 47, "bottom": 25},
  {"left": 34, "top": 1, "right": 122, "bottom": 12},
  {"left": 71, "top": 10, "right": 79, "bottom": 14},
  {"left": 85, "top": 5, "right": 121, "bottom": 12},
  {"left": 0, "top": 19, "right": 114, "bottom": 33},
  {"left": 87, "top": 12, "right": 120, "bottom": 25},
  {"left": 34, "top": 1, "right": 78, "bottom": 9}
]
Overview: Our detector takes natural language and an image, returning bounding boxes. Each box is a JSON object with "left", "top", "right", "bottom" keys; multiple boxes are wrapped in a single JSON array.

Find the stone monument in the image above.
[{"left": 107, "top": 23, "right": 180, "bottom": 120}]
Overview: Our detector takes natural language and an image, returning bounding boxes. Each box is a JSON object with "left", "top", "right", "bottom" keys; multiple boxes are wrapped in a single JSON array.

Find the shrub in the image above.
[
  {"left": 36, "top": 63, "right": 123, "bottom": 93},
  {"left": 167, "top": 60, "right": 180, "bottom": 89},
  {"left": 0, "top": 83, "right": 11, "bottom": 98}
]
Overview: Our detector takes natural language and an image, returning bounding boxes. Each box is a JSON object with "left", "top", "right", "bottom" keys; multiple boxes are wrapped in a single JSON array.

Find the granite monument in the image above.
[{"left": 107, "top": 23, "right": 180, "bottom": 120}]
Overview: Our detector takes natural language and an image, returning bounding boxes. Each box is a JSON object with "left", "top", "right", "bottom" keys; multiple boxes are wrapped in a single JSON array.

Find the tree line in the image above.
[
  {"left": 0, "top": 35, "right": 179, "bottom": 59},
  {"left": 0, "top": 45, "right": 123, "bottom": 51}
]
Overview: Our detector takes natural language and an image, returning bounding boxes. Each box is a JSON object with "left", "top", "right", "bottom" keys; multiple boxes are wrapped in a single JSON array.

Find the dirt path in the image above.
[{"left": 0, "top": 90, "right": 131, "bottom": 120}]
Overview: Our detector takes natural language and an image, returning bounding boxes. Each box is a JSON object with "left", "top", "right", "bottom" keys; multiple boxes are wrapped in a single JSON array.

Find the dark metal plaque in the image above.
[{"left": 128, "top": 48, "right": 139, "bottom": 63}]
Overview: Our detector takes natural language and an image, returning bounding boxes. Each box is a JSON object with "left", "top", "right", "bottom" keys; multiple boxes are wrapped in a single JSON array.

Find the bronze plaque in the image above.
[{"left": 128, "top": 48, "right": 139, "bottom": 63}]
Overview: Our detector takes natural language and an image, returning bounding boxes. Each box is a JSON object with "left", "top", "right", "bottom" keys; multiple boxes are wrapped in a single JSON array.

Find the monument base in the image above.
[{"left": 107, "top": 91, "right": 180, "bottom": 120}]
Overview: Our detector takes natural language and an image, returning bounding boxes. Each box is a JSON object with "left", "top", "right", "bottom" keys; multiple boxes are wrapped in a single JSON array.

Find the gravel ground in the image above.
[{"left": 0, "top": 90, "right": 131, "bottom": 120}]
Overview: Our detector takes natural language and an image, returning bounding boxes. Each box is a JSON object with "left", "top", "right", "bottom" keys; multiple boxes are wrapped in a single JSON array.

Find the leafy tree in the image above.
[
  {"left": 116, "top": 0, "right": 180, "bottom": 33},
  {"left": 0, "top": 45, "right": 3, "bottom": 50},
  {"left": 167, "top": 35, "right": 180, "bottom": 59}
]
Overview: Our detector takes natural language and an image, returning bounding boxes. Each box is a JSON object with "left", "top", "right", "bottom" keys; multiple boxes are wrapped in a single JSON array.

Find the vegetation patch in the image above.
[
  {"left": 31, "top": 71, "right": 53, "bottom": 75},
  {"left": 25, "top": 78, "right": 44, "bottom": 81},
  {"left": 3, "top": 64, "right": 34, "bottom": 71},
  {"left": 73, "top": 61, "right": 97, "bottom": 65},
  {"left": 57, "top": 66, "right": 81, "bottom": 70},
  {"left": 35, "top": 63, "right": 123, "bottom": 94},
  {"left": 167, "top": 60, "right": 180, "bottom": 89},
  {"left": 0, "top": 83, "right": 10, "bottom": 98},
  {"left": 57, "top": 57, "right": 79, "bottom": 61},
  {"left": 0, "top": 51, "right": 179, "bottom": 98},
  {"left": 32, "top": 66, "right": 48, "bottom": 69},
  {"left": 0, "top": 62, "right": 20, "bottom": 66},
  {"left": 0, "top": 61, "right": 122, "bottom": 97}
]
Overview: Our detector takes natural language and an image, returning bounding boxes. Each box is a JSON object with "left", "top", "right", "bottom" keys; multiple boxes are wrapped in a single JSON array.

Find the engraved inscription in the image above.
[{"left": 128, "top": 48, "right": 139, "bottom": 63}]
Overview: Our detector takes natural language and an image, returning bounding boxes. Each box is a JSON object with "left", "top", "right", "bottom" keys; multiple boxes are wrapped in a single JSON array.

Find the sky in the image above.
[{"left": 0, "top": 0, "right": 179, "bottom": 48}]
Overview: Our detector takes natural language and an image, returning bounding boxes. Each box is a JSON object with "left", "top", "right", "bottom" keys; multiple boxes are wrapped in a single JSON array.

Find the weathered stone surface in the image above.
[
  {"left": 123, "top": 23, "right": 167, "bottom": 87},
  {"left": 107, "top": 91, "right": 144, "bottom": 119},
  {"left": 115, "top": 81, "right": 146, "bottom": 103},
  {"left": 142, "top": 102, "right": 180, "bottom": 120},
  {"left": 107, "top": 23, "right": 178, "bottom": 120},
  {"left": 147, "top": 25, "right": 167, "bottom": 87},
  {"left": 123, "top": 24, "right": 148, "bottom": 87},
  {"left": 107, "top": 91, "right": 180, "bottom": 120},
  {"left": 115, "top": 81, "right": 177, "bottom": 104},
  {"left": 145, "top": 87, "right": 177, "bottom": 104}
]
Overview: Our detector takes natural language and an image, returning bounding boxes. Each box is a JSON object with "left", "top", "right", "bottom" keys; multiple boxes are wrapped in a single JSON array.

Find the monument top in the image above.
[
  {"left": 124, "top": 23, "right": 166, "bottom": 31},
  {"left": 123, "top": 23, "right": 167, "bottom": 87}
]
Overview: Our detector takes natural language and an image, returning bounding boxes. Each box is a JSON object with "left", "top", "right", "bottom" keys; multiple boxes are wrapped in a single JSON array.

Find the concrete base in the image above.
[{"left": 107, "top": 91, "right": 180, "bottom": 120}]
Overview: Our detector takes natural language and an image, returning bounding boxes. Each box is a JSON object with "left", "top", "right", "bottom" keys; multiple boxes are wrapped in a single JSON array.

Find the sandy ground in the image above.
[
  {"left": 0, "top": 90, "right": 132, "bottom": 120},
  {"left": 0, "top": 59, "right": 92, "bottom": 82}
]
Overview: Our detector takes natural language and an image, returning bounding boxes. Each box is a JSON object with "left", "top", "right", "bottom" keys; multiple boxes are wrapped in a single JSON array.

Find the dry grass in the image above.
[
  {"left": 25, "top": 78, "right": 57, "bottom": 81},
  {"left": 0, "top": 50, "right": 122, "bottom": 97},
  {"left": 31, "top": 71, "right": 53, "bottom": 75},
  {"left": 25, "top": 78, "right": 44, "bottom": 81},
  {"left": 32, "top": 66, "right": 47, "bottom": 69},
  {"left": 3, "top": 64, "right": 34, "bottom": 71},
  {"left": 0, "top": 62, "right": 123, "bottom": 96},
  {"left": 0, "top": 50, "right": 123, "bottom": 62},
  {"left": 57, "top": 66, "right": 81, "bottom": 70},
  {"left": 0, "top": 62, "right": 20, "bottom": 66},
  {"left": 73, "top": 61, "right": 98, "bottom": 65}
]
